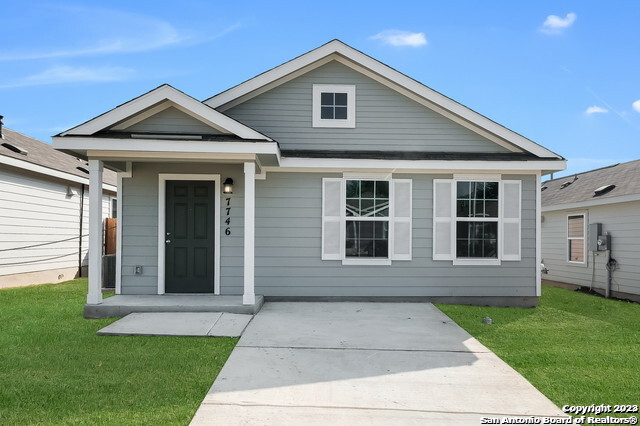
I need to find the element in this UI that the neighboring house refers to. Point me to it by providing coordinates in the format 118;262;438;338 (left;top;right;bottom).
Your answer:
541;160;640;302
52;39;565;313
0;121;117;288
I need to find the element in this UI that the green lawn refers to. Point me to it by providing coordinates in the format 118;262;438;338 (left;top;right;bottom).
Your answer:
0;279;237;425
437;285;640;413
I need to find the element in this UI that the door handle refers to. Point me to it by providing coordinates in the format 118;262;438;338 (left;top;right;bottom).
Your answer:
165;239;171;244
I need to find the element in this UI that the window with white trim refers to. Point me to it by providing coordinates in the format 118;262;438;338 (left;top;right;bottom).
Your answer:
322;177;412;264
345;180;389;258
313;84;355;128
456;181;499;258
433;177;521;264
567;214;585;263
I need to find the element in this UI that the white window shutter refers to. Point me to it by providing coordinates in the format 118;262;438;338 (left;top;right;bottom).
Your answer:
433;179;454;260
391;179;412;260
501;180;521;261
322;178;343;260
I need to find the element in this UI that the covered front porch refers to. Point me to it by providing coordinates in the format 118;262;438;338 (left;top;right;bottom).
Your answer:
51;84;281;317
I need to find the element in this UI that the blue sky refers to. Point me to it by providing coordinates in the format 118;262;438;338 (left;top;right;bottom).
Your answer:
1;1;639;177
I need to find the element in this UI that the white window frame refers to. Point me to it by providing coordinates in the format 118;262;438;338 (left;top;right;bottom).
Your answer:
566;212;587;265
452;176;501;266
342;177;392;266
312;84;356;128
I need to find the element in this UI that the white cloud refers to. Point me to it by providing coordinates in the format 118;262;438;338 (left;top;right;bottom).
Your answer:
632;100;640;113
0;6;241;61
540;12;577;34
585;106;608;115
0;66;134;88
371;30;427;47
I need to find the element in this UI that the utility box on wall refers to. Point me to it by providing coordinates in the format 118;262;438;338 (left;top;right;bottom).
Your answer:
597;234;611;251
589;223;602;252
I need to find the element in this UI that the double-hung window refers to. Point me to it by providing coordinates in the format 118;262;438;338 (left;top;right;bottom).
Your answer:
322;177;412;264
433;176;521;265
312;84;356;128
456;181;499;258
567;214;586;263
345;180;389;258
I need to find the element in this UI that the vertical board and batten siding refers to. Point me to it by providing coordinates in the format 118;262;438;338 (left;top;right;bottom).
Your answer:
246;172;537;298
542;201;640;296
123;106;224;134
0;167;113;279
119;162;244;295
224;61;512;153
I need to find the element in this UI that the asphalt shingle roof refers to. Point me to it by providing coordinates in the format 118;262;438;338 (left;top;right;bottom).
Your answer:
541;159;640;207
1;127;116;187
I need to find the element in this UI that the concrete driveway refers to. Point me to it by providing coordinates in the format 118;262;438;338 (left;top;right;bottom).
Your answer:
190;302;565;425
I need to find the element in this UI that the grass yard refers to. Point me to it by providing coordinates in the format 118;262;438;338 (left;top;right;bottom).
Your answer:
437;285;640;415
0;278;237;425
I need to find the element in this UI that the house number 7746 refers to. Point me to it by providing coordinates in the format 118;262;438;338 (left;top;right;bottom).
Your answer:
225;198;231;235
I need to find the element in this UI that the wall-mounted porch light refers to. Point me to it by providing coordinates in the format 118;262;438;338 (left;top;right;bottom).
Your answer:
223;178;234;194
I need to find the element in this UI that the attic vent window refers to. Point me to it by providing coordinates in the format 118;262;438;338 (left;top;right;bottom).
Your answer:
312;84;356;128
2;142;28;155
594;184;616;196
76;166;89;174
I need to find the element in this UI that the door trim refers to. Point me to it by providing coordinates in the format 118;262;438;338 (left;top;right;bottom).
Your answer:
158;174;221;295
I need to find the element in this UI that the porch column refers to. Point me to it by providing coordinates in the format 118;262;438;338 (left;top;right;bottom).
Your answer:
243;162;256;305
87;160;104;305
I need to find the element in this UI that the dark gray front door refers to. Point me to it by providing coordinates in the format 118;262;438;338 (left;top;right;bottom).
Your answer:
165;180;215;293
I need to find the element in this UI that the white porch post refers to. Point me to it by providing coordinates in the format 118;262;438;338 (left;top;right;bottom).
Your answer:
243;162;256;305
87;160;104;305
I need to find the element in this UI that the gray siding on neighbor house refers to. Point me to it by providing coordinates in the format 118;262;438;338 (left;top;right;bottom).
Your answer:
240;172;537;297
542;201;640;296
123;106;224;134
119;162;244;295
223;61;511;153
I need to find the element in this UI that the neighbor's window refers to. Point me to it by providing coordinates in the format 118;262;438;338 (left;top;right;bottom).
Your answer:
567;214;585;263
312;84;355;128
345;180;389;258
456;181;499;258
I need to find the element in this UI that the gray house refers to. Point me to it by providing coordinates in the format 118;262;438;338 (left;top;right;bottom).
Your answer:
541;160;640;302
53;40;565;317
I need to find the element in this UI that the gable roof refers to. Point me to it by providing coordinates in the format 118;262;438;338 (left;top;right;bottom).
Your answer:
1;127;116;187
542;159;640;210
205;39;563;160
60;84;272;141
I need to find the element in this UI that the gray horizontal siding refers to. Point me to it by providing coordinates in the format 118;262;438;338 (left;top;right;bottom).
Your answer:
119;166;537;297
224;61;511;153
245;172;537;297
542;201;640;296
123;106;223;134
119;162;244;295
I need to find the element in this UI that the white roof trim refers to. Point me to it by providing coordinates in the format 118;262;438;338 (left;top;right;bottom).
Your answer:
271;157;565;172
0;153;117;192
542;193;640;212
53;136;280;157
205;40;561;159
61;84;271;141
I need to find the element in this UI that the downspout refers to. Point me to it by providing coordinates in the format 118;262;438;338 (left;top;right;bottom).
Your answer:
78;184;85;277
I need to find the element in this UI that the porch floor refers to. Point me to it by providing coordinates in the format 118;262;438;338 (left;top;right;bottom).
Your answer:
84;294;264;319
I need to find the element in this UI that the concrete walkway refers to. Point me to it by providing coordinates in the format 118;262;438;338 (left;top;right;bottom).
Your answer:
97;312;253;337
190;302;566;425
